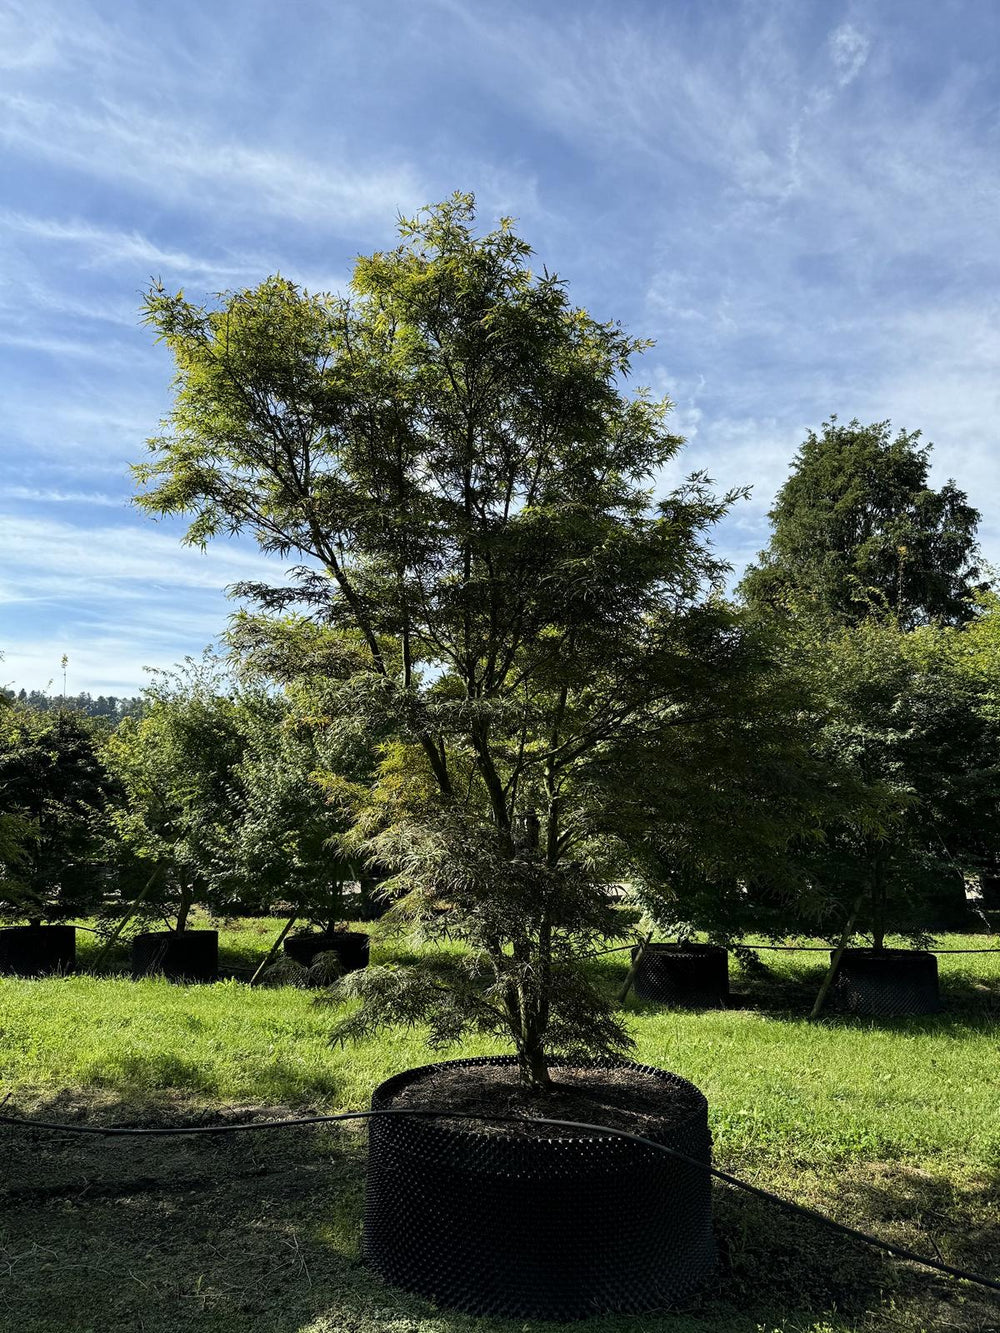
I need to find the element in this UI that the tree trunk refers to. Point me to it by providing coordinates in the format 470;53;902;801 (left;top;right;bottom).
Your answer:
176;883;193;933
517;1034;552;1092
618;931;655;1003
512;956;553;1092
91;866;162;970
979;863;1000;912
871;844;886;953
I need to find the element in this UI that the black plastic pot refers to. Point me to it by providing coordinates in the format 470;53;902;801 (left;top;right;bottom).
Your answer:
631;942;729;1008
356;885;392;921
0;924;76;977
131;930;218;982
832;947;941;1017
363;1055;716;1320
283;929;369;973
978;869;1000;912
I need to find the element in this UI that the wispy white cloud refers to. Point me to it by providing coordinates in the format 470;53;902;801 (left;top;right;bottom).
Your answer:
4;486;127;507
2;279;138;329
0;509;308;693
427;2;810;204
0;0;152;77
1;0;998;686
0;328;153;364
0;91;426;230
432;0;997;263
2;393;171;480
0;0;81;72
0;511;300;626
832;303;1000;543
0;212;272;281
0;22;58;73
0;512;289;606
1;631;225;699
829;23;871;87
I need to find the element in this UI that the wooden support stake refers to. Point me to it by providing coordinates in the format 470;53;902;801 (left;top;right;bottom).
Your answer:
90;867;161;971
809;893;866;1021
249;913;298;987
618;930;654;1004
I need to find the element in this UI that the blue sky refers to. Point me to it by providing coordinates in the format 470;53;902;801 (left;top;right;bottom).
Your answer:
2;0;998;695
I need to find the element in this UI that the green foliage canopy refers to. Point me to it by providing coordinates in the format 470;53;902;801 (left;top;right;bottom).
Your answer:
218;668;378;927
740;418;985;629
103;655;248;931
776;617;999;945
137;195;804;1088
0;708;115;923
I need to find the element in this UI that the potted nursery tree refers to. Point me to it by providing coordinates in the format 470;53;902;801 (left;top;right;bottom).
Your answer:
103;657;247;982
597;634;860;1009
136;195;806;1317
784;618;994;1017
740;422;997;1017
0;708;114;975
220;677;378;983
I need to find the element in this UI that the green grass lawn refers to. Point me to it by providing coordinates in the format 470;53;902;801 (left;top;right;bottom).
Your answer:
1;922;999;1332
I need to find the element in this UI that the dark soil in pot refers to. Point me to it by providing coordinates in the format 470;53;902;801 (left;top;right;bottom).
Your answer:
632;942;729;1008
131;930;218;982
831;948;941;1017
0;924;76;977
363;1055;716;1321
282;929;369;974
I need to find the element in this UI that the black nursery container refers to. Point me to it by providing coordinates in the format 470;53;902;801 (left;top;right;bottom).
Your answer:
0;924;75;977
283;929;370;974
832;948;941;1017
363;1055;716;1321
632;942;730;1008
131;930;218;982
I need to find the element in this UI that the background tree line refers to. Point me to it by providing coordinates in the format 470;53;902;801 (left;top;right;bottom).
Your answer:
1;418;996;972
1;688;144;723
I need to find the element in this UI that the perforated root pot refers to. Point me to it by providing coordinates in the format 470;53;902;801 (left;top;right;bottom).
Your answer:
130;930;218;982
282;929;369;973
363;1056;716;1321
632;942;730;1008
0;924;75;977
832;947;941;1017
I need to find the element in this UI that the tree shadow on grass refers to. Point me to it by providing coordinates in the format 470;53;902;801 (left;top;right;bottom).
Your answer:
0;1088;363;1333
73;1048;345;1106
681;953;1000;1035
710;1160;1000;1332
801;965;1000;1037
2;1091;996;1333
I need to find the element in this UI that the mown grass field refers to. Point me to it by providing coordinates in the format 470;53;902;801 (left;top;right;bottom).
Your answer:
1;920;999;1333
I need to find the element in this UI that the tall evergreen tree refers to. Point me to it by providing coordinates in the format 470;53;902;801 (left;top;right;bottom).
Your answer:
740;418;985;628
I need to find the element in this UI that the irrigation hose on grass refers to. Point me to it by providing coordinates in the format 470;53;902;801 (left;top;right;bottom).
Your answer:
579;940;1000;959
1;1105;997;1298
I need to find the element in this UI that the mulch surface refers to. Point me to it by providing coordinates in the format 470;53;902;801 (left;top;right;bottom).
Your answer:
386;1061;704;1137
